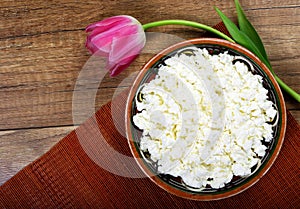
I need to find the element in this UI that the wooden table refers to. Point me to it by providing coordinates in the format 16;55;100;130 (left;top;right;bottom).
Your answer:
0;0;299;185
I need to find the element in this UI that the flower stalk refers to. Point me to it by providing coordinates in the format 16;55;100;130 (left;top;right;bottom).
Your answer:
142;19;235;43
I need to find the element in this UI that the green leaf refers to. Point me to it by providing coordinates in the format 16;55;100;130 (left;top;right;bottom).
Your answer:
215;7;244;43
215;7;273;73
238;30;273;73
235;0;268;60
216;2;300;102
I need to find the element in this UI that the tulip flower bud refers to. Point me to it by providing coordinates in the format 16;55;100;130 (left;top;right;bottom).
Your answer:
85;15;146;76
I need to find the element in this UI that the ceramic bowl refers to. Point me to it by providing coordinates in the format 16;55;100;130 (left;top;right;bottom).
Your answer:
125;38;286;200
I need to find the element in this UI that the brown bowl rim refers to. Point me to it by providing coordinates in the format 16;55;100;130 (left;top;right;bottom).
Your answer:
125;38;287;201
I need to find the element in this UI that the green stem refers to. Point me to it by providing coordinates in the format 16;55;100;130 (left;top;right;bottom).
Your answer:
275;75;300;102
142;20;235;43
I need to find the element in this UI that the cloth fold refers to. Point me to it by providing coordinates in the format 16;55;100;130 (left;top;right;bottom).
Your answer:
0;23;299;208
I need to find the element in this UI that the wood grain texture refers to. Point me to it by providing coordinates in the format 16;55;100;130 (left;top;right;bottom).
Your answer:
0;0;299;185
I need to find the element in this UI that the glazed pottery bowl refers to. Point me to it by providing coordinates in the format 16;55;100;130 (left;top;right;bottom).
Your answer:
125;38;286;200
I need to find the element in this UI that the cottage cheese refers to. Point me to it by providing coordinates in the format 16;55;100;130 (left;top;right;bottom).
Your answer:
132;47;277;189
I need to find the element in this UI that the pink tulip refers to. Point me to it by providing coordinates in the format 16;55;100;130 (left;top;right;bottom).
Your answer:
85;15;146;77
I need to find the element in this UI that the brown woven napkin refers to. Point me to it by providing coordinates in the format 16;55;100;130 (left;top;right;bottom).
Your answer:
1;23;299;209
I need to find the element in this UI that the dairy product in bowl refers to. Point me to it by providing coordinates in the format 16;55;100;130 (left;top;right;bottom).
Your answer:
132;47;277;189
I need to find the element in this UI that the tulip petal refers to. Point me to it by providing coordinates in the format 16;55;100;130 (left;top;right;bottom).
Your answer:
86;24;139;54
107;32;145;76
109;54;139;77
85;15;131;33
109;32;145;63
85;16;137;54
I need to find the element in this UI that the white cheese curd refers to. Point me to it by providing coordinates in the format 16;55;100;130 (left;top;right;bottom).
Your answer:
132;47;277;189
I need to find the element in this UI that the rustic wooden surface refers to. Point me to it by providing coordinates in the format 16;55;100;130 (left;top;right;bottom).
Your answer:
0;0;299;185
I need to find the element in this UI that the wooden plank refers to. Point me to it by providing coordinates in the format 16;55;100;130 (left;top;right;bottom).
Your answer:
0;0;299;38
0;85;131;130
0;126;75;185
